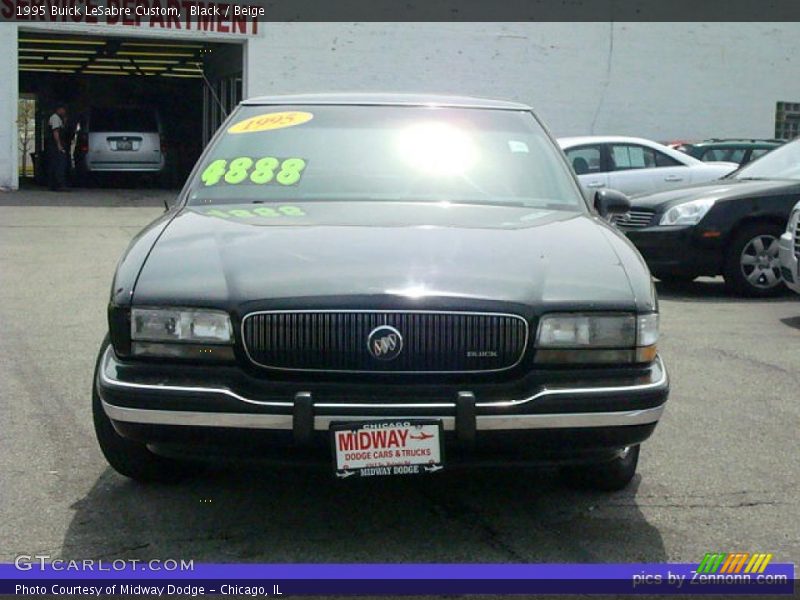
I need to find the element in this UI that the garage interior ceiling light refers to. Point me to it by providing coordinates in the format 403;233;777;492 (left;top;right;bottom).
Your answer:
18;38;106;45
19;64;75;73
94;58;181;64
22;48;98;54
19;67;77;73
117;51;195;57
20;34;211;79
123;42;203;49
21;63;84;69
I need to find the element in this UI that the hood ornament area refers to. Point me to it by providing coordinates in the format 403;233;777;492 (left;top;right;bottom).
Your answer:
367;326;403;361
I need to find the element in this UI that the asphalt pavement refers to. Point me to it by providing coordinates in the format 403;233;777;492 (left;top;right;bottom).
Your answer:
1;187;798;567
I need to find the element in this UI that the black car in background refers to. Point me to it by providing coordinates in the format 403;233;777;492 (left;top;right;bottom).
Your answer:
616;138;800;296
93;94;668;491
677;139;784;166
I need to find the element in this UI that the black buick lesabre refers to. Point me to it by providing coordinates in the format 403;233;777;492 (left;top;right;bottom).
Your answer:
94;94;669;490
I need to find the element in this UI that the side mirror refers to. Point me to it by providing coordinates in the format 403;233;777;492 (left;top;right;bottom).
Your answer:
594;189;630;218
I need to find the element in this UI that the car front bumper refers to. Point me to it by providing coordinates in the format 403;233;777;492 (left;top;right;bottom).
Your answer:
779;231;800;294
97;346;669;464
624;225;722;277
86;163;165;173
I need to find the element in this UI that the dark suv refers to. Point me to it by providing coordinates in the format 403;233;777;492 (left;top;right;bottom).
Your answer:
678;139;784;166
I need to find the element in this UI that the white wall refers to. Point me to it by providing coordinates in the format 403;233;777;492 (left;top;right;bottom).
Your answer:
246;22;800;140
0;25;18;189
3;22;800;189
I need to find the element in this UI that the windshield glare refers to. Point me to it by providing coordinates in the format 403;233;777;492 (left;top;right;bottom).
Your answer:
187;105;584;210
735;139;800;180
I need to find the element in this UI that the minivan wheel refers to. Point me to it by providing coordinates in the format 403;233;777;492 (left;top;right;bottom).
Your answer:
723;223;784;297
93;337;189;483
559;445;640;491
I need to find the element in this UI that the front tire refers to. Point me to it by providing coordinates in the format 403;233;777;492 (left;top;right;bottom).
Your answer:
560;445;640;491
723;223;785;297
93;336;189;483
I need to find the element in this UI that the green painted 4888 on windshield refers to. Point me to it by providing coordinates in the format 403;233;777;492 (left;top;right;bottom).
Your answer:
200;157;307;187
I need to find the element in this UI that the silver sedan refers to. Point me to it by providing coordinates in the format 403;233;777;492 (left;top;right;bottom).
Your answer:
559;135;737;196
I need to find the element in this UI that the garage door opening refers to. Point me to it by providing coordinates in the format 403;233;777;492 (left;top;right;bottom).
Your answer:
18;31;243;189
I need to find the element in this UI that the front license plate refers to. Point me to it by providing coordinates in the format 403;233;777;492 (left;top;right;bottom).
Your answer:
331;420;444;479
116;141;133;151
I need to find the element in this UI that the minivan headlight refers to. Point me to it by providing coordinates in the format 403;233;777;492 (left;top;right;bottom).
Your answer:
535;313;658;364
659;198;715;226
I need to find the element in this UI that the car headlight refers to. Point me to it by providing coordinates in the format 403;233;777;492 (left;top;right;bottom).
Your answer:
535;313;658;364
659;198;716;226
130;307;234;360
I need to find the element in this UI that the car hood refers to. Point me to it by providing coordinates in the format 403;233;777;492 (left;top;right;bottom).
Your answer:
132;202;647;313
629;178;800;210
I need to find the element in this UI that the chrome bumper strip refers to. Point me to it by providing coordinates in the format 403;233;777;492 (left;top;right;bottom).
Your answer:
99;347;667;410
100;347;293;408
102;400;665;431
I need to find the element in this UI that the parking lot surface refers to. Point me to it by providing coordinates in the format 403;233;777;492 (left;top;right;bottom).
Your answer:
1;188;798;565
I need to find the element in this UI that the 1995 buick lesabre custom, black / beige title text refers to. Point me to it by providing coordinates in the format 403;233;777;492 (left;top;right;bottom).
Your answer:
93;94;669;490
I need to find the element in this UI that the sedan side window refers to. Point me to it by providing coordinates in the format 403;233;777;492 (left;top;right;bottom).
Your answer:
727;148;747;164
654;150;682;167
565;145;604;175
610;144;656;170
701;148;724;161
701;147;745;163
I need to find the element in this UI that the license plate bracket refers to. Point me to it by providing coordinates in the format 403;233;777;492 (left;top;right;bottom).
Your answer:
331;420;444;479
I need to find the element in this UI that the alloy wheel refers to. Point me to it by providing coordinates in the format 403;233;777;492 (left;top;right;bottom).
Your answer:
739;234;782;290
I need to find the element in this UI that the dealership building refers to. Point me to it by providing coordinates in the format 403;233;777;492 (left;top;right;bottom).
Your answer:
1;12;799;190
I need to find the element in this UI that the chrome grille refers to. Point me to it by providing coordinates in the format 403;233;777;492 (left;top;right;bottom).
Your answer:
612;209;656;229
241;311;529;373
795;220;800;257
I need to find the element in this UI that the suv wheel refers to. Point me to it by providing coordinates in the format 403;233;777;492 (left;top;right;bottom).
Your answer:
560;445;640;491
93;337;190;483
723;223;784;297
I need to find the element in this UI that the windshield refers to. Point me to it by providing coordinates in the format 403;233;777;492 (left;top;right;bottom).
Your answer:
186;105;584;210
734;138;799;180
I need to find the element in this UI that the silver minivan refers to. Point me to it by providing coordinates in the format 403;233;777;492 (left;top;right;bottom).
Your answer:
75;106;165;176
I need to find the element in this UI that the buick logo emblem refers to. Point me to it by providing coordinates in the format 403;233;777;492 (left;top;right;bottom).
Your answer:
367;326;403;361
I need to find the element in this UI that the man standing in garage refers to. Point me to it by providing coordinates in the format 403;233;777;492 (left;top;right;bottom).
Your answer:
46;103;68;192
